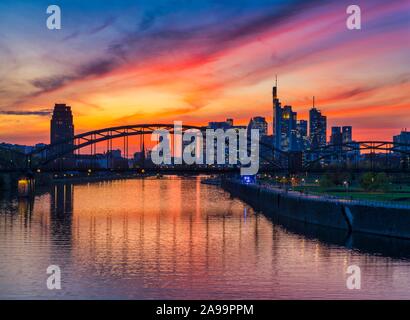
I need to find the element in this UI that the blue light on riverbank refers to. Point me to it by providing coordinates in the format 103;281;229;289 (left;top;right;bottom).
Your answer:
241;175;256;184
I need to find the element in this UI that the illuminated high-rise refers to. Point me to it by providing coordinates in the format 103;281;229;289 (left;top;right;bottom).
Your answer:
272;78;297;151
342;126;353;143
248;116;268;137
296;120;308;151
309;98;327;150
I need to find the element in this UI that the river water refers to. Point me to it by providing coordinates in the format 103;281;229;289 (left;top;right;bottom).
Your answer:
0;176;409;299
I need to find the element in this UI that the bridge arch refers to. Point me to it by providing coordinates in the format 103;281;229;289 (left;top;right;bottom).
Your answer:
303;141;410;169
27;124;286;170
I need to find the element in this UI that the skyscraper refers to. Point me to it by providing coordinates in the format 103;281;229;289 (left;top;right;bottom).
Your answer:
50;103;74;154
296;120;308;138
296;120;308;151
342;126;352;143
272;78;297;151
248;116;268;137
309;98;327;150
330;127;342;145
272;76;281;149
393;130;410;154
282;105;297;151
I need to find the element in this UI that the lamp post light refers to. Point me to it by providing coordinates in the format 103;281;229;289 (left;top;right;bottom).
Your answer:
344;181;349;193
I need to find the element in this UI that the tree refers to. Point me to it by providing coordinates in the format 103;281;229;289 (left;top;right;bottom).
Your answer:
374;172;390;192
360;172;390;192
320;171;350;188
320;175;334;188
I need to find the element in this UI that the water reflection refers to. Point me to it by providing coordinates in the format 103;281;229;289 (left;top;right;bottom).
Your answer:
0;176;409;299
271;215;410;260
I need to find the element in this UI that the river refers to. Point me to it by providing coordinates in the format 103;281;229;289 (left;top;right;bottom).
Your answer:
0;176;409;299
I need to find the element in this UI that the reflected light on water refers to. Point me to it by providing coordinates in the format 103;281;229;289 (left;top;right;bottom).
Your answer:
0;176;409;299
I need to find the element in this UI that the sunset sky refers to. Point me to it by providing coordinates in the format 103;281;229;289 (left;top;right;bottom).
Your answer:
0;0;409;145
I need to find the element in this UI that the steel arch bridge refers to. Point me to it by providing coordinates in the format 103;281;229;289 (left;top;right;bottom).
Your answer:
2;125;409;172
24;124;287;171
303;141;410;169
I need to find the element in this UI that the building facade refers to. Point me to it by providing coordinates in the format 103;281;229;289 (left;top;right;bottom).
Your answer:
330;126;343;146
393;130;410;151
50;104;74;155
393;130;410;168
272;83;297;152
342;126;352;143
309;106;327;150
295;120;308;151
248;116;268;138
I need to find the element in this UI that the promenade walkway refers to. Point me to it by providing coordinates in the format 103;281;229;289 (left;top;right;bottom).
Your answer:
237;180;410;210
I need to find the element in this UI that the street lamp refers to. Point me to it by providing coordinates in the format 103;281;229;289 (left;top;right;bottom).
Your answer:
343;181;349;193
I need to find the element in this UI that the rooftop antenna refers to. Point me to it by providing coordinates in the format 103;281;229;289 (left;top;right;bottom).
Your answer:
313;96;315;108
272;75;278;100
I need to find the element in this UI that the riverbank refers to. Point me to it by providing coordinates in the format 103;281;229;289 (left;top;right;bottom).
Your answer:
50;172;153;184
0;171;158;191
292;185;410;204
222;179;410;239
200;176;221;186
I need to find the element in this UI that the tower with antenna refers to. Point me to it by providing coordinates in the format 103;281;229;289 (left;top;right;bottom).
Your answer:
272;75;281;149
272;76;298;152
272;75;278;100
309;96;327;149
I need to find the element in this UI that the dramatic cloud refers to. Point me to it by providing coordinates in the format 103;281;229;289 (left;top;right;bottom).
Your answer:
63;16;117;41
0;109;52;116
31;75;74;93
0;0;408;144
28;58;119;98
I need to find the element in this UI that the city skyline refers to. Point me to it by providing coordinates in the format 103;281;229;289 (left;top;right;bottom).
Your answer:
0;0;409;145
1;90;408;151
1;0;410;305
